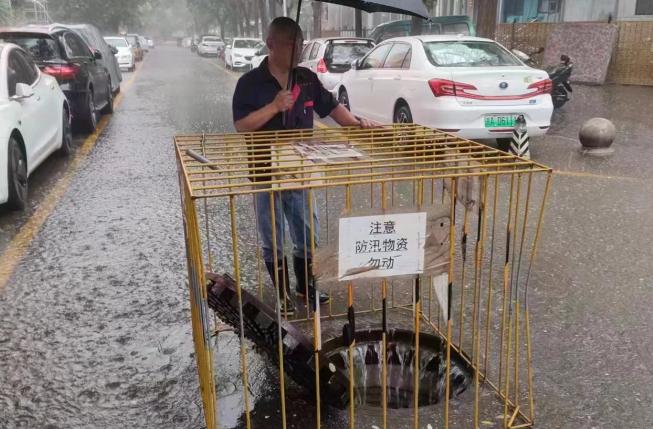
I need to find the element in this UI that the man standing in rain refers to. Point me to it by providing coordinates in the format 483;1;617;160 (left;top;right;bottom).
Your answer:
233;17;376;316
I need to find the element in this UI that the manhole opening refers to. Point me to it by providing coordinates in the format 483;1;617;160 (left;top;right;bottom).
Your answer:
321;329;473;409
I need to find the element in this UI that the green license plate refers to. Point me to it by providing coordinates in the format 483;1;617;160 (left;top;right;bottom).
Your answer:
484;115;517;128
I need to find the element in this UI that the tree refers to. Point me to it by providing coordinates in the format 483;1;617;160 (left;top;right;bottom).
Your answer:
48;0;149;32
0;0;12;25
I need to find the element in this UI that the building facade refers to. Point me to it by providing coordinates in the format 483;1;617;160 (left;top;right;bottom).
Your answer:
499;0;653;23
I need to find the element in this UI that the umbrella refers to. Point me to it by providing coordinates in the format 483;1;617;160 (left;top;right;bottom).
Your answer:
313;0;430;19
284;0;429;123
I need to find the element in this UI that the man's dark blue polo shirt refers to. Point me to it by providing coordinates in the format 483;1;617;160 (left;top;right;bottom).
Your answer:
232;57;338;130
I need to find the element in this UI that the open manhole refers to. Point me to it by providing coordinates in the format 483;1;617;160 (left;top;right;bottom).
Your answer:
320;328;473;409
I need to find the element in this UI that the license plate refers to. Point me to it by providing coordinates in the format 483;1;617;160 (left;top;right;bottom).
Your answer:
484;114;518;128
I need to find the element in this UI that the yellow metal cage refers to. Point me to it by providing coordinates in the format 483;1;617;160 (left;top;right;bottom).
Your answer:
175;124;552;429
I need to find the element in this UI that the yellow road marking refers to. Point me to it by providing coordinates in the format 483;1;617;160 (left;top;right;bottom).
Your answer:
0;64;143;290
553;170;641;182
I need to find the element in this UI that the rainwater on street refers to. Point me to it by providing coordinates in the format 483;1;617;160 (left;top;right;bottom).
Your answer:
2;45;653;429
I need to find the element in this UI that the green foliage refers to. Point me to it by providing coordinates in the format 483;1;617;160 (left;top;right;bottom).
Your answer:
0;0;12;25
48;0;149;32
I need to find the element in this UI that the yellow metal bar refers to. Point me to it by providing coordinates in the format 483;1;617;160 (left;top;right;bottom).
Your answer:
186;153;531;186
269;191;288;429
308;189;322;429
347;282;356;429
191;167;547;199
525;307;535;424
484;174;500;378
228;196;252;429
473;176;489;428
381;280;388;429
180;183;218;429
498;172;516;392
444;177;457;429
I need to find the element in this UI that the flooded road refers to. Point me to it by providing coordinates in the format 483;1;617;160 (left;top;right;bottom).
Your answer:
0;46;237;428
2;43;653;429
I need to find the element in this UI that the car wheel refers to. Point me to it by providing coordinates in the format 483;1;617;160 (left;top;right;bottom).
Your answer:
338;88;350;111
393;103;413;124
6;137;27;210
82;90;97;133
59;108;73;156
102;81;114;114
496;138;511;153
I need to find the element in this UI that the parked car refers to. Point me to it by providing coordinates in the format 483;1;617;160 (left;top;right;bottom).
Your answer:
197;35;223;57
250;44;268;69
139;35;149;53
65;23;122;94
125;34;143;61
299;37;374;91
369;16;476;44
0;25;114;133
0;43;72;210
335;35;553;142
225;38;262;70
104;36;135;72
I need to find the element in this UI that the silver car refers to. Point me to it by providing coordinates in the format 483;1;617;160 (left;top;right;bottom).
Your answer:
299;37;375;91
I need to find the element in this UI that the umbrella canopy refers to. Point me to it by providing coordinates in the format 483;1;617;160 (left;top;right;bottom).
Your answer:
317;0;430;20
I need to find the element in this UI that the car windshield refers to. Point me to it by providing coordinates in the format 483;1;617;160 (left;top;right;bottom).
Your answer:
325;41;374;65
203;37;220;43
126;36;139;46
0;35;61;61
424;41;520;67
234;39;260;49
105;38;128;48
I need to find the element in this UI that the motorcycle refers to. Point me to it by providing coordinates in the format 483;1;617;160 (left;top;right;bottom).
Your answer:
547;55;573;109
513;48;573;109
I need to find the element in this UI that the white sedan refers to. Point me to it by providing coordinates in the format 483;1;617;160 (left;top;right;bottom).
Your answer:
225;38;263;70
104;36;135;72
335;35;553;142
0;43;71;210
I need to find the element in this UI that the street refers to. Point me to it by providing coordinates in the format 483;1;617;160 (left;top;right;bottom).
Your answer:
2;43;653;428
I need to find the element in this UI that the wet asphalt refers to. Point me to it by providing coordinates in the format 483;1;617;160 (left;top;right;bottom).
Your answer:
1;44;653;429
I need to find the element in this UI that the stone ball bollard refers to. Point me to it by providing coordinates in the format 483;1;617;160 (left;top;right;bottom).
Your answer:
579;118;616;156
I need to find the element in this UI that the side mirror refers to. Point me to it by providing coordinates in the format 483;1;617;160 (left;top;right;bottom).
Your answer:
92;49;103;60
110;46;118;55
11;83;34;100
351;58;360;70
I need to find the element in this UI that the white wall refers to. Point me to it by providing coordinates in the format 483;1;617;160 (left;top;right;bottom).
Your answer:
563;0;618;21
563;0;653;21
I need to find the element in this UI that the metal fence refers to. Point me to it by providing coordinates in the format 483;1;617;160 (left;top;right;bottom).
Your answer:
175;124;552;429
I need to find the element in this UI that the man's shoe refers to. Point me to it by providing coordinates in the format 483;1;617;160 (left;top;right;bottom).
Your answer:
293;256;330;305
265;258;296;316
